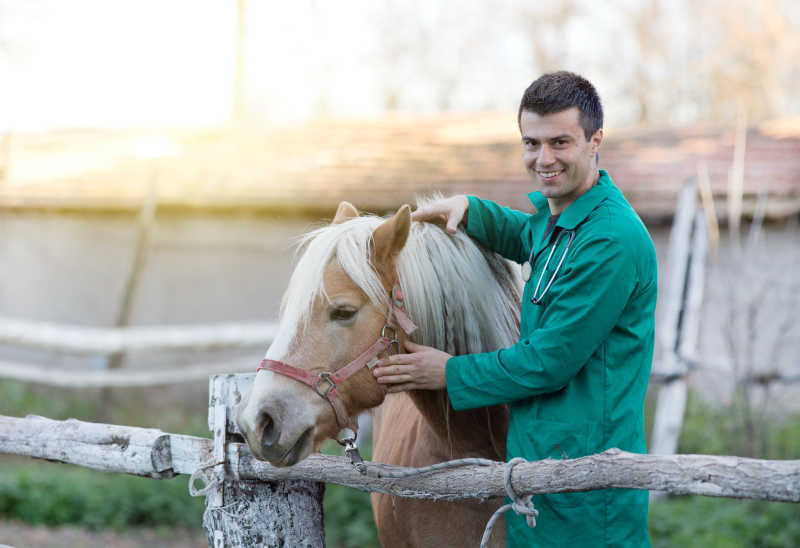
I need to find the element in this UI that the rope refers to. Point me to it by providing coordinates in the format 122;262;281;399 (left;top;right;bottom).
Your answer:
479;458;538;548
188;460;225;497
357;456;537;547
205;500;252;520
360;456;497;478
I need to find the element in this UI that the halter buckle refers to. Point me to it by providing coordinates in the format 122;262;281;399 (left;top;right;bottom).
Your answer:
381;324;397;340
380;325;401;354
314;372;337;398
338;432;366;473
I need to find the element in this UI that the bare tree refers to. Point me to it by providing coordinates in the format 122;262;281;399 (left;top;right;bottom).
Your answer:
232;0;248;128
367;0;799;125
614;0;674;125
688;0;800;123
715;115;800;456
371;0;497;112
505;0;581;75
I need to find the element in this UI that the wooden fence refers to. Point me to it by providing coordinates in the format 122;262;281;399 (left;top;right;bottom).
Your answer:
0;318;276;387
3;372;800;546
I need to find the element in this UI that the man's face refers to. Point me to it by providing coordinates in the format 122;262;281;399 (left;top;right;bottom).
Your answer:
520;107;603;214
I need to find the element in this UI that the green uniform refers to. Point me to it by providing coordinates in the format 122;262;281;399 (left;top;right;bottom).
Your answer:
446;170;657;547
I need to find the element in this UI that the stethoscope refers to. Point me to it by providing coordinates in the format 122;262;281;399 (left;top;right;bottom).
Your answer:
521;228;576;305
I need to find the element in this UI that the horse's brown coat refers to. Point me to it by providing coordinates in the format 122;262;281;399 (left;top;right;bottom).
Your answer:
237;204;514;547
371;391;508;547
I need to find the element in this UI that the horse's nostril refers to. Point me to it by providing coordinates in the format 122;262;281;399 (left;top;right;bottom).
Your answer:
260;412;279;447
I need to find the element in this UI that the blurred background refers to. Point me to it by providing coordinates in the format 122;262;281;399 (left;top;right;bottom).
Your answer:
1;1;799;546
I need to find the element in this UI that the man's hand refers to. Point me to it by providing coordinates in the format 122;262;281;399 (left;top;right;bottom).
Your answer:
411;195;469;234
372;340;451;392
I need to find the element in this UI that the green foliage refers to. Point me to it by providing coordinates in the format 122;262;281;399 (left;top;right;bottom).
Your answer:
650;496;800;548
646;390;800;547
324;484;380;548
320;439;380;548
0;379;211;437
0;460;204;531
677;390;800;459
0;380;97;422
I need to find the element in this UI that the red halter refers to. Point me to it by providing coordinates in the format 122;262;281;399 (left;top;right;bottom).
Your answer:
257;285;417;439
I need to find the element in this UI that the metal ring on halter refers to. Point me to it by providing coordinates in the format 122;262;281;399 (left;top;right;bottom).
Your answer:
336;428;357;446
314;372;337;398
381;325;401;354
381;324;397;340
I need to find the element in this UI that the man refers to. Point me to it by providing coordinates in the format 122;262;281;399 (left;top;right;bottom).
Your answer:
373;71;657;547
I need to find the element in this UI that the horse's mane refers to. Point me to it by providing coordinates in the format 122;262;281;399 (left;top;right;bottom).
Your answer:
280;197;521;356
279;198;521;458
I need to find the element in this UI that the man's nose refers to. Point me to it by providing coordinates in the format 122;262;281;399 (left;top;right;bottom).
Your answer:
537;144;555;166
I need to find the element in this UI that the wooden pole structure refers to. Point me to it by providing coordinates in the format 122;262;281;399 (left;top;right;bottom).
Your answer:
0;357;252;387
0;316;278;354
0;133;10;186
100;170;159;419
3;413;800;504
650;179;708;473
201;374;325;547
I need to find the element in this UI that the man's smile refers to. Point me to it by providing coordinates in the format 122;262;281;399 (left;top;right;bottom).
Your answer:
536;168;564;182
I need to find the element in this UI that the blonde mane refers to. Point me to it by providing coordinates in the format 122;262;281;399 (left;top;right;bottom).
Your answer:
280;199;521;357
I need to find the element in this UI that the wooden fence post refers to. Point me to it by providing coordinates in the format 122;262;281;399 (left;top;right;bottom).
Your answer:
0;133;10;186
650;180;708;464
101;174;159;420
202;374;326;548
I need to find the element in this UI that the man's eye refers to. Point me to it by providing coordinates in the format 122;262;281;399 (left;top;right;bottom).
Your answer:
330;308;357;322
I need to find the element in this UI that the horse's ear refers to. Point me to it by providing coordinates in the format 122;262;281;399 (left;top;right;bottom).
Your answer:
372;204;411;267
332;201;359;224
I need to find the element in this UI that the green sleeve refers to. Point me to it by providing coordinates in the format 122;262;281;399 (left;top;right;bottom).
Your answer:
446;236;638;410
465;196;533;264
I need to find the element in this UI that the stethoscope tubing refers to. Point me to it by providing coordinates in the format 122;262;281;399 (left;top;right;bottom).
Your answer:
530;229;576;305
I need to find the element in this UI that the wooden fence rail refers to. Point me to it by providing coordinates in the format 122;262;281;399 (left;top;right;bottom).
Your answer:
2;414;799;504
0;316;277;354
0;358;253;387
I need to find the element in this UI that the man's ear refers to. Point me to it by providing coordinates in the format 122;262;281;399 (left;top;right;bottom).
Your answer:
332;201;359;224
372;205;411;268
589;128;603;156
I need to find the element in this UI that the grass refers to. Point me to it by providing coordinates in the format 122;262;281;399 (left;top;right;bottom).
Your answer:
320;440;381;548
0;458;203;531
650;497;800;548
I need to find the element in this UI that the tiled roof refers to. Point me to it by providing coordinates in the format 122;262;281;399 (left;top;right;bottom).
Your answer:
2;114;799;220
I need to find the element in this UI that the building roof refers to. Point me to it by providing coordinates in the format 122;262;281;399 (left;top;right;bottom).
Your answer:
2;114;799;220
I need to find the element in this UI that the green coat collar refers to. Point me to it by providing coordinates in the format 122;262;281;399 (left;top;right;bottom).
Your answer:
526;169;613;230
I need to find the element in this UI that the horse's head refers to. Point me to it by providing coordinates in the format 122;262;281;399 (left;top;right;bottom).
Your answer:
237;202;412;466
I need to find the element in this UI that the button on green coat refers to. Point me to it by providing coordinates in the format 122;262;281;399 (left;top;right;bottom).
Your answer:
446;171;657;548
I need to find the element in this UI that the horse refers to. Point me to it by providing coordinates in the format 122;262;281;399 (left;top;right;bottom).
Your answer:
237;200;522;547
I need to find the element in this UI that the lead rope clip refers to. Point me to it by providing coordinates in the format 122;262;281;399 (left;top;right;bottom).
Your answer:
338;433;367;475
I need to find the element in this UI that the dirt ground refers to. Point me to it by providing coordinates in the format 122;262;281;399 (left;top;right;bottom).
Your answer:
0;520;207;548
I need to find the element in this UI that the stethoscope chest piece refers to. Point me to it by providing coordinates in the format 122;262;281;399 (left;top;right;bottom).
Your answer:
521;261;532;282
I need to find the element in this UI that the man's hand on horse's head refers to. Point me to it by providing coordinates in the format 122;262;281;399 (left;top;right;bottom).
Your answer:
411;195;469;234
372;340;450;392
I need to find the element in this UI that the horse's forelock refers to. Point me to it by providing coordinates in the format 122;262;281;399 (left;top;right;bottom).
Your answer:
279;216;389;332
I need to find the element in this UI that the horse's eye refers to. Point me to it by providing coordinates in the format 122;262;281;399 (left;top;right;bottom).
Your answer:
329;307;357;322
